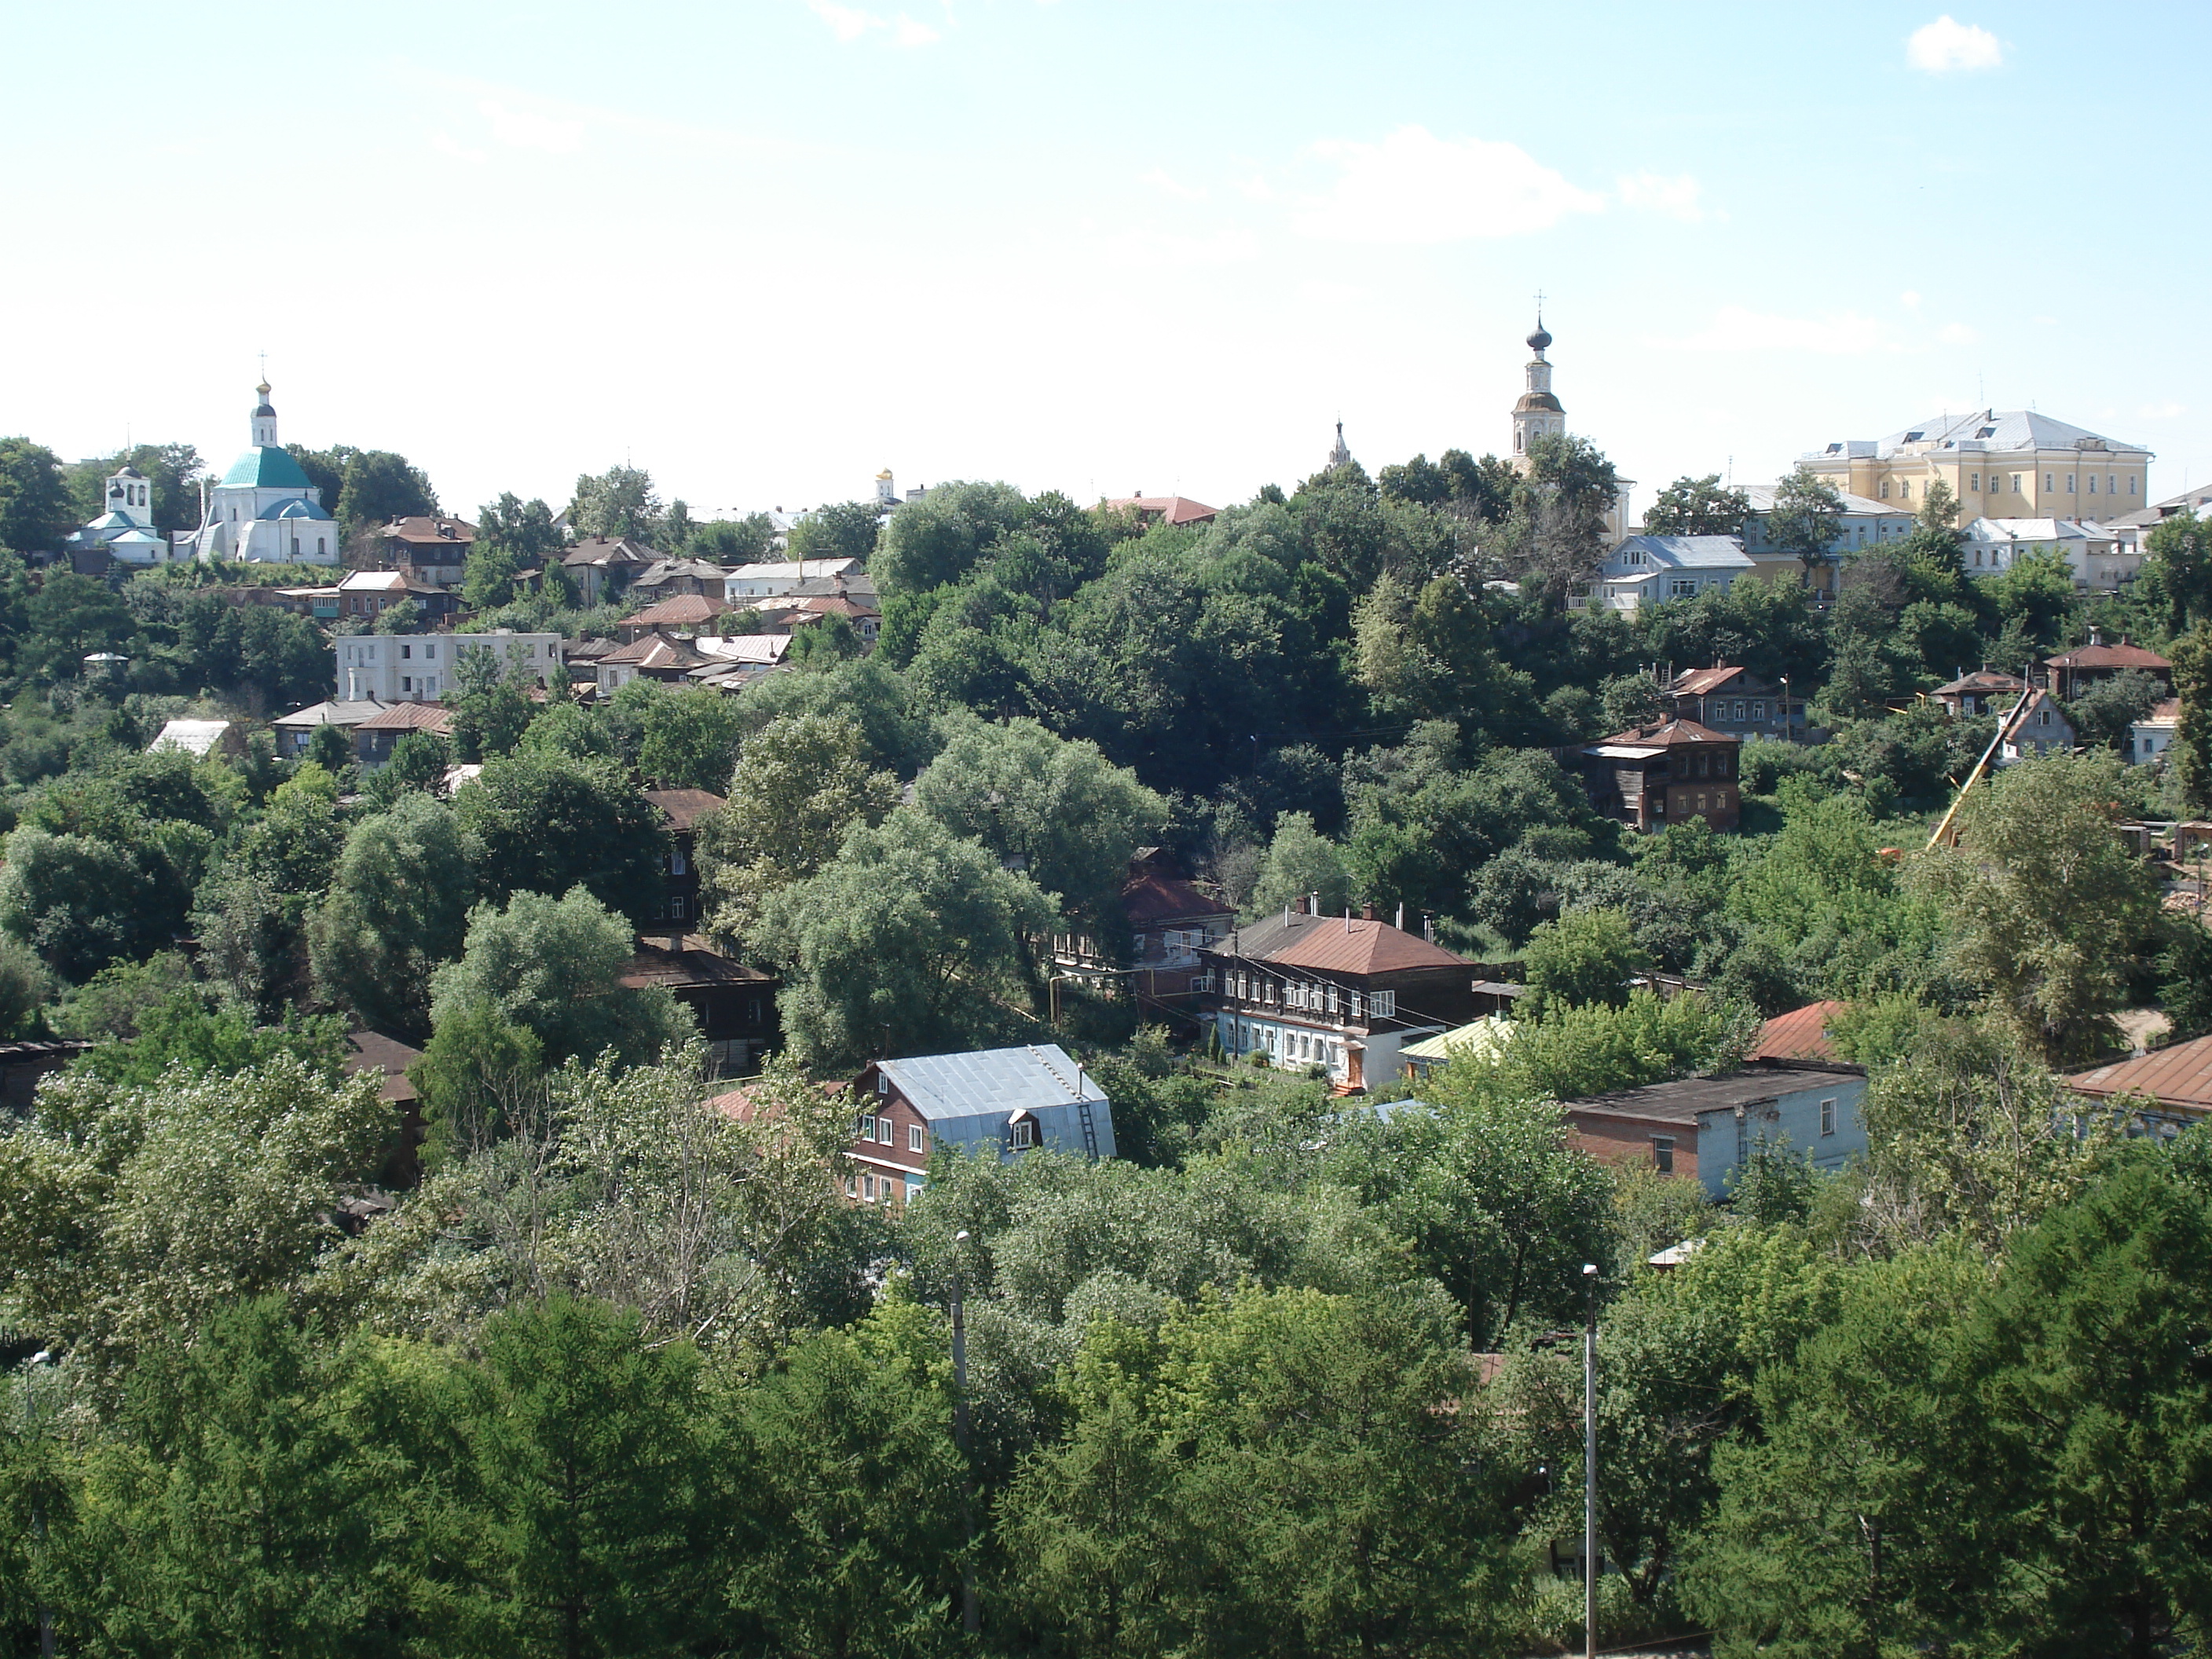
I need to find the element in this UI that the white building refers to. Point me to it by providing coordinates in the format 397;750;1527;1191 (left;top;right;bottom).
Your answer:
722;557;866;600
66;464;174;564
188;381;339;564
2132;698;2180;767
1961;518;2138;591
1574;534;1756;611
337;630;560;703
1737;482;1914;590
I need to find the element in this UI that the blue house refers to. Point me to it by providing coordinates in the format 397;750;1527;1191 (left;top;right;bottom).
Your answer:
1561;1062;1869;1199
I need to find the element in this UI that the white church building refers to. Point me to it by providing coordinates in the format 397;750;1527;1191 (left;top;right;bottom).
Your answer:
65;465;172;564
185;380;340;564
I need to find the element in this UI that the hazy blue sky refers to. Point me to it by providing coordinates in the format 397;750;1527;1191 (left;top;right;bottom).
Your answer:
5;2;2207;522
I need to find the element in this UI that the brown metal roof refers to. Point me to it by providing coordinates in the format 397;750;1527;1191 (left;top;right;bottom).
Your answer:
1566;1066;1855;1126
1211;910;1470;976
562;536;654;566
643;788;726;831
621;936;777;991
2045;640;2172;672
1932;670;2028;695
2068;1032;2212;1115
1668;663;1774;697
602;632;711;668
380;515;477;547
621;593;732;628
1121;870;1232;927
1593;716;1738;749
1104;494;1219;525
356;703;456;733
1751;1000;1846;1063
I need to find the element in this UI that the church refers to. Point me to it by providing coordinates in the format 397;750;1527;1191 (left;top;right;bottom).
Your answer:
186;380;340;564
64;465;170;565
1509;315;1632;544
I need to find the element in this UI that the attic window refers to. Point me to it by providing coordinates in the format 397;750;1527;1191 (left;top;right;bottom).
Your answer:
1012;1118;1036;1150
1976;427;1996;439
1905;430;1925;441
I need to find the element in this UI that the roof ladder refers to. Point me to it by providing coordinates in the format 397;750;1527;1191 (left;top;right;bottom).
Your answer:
1076;1097;1100;1160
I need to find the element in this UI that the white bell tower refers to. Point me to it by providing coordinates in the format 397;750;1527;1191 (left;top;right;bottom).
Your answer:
251;379;279;449
1510;317;1566;467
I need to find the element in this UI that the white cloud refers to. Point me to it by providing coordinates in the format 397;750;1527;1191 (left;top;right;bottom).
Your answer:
1899;289;1923;309
808;0;939;45
1653;305;1891;356
1939;321;1979;344
1141;167;1207;202
1293;126;1603;244
1907;16;2002;73
1617;171;1715;224
478;99;583;154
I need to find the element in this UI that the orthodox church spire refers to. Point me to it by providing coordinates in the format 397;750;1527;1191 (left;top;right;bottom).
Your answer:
1328;419;1352;471
1510;314;1566;463
251;379;279;449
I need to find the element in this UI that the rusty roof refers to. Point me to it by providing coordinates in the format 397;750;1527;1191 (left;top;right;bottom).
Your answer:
1104;494;1220;525
1592;716;1738;749
1932;669;2028;695
1210;910;1470;976
643;787;726;831
2045;639;2172;671
621;936;776;991
602;632;711;668
562;536;655;566
1566;1067;1857;1126
1668;663;1774;697
1121;870;1232;927
380;515;477;546
1751;1000;1847;1064
344;1030;423;1103
2068;1031;2212;1115
356;702;456;733
621;593;732;628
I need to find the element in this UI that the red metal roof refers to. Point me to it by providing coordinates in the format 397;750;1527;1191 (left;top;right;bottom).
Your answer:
2045;640;2172;672
1751;1000;1846;1064
1218;910;1470;975
1121;870;1232;927
2068;1031;2212;1115
356;703;455;732
1104;495;1220;526
621;593;731;628
1594;716;1738;749
602;632;710;668
1668;663;1770;697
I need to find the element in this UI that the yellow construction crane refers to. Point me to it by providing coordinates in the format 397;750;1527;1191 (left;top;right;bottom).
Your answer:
1927;683;2034;850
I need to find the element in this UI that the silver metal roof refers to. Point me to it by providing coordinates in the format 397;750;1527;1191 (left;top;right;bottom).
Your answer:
877;1043;1107;1122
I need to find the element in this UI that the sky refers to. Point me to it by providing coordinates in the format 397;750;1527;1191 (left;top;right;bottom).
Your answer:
5;1;2210;524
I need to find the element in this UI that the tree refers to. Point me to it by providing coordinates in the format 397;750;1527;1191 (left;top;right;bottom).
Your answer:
1519;906;1650;1018
1764;466;1846;590
2143;512;2212;635
633;685;744;791
1248;811;1351;920
757;808;1057;1071
2170;623;2212;812
687;514;778;565
785;499;883;565
873;480;1031;595
310;793;478;1039
17;573;133;680
912;716;1167;936
567;464;662;543
428;886;687;1072
460;1296;719;1657
0;438;75;554
0;824;172;982
357;730;454;814
2067;666;2166;751
334;449;438;533
697;712;899;944
306;720;354;774
64;441;209;537
1643;474;1751;537
1908;751;2162;1061
1352;573;1529;737
1499;434;1621;607
455;752;665;922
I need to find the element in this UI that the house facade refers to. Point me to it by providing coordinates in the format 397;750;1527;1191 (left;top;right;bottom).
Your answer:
1574;535;1754;612
377;516;475;586
842;1045;1118;1208
2042;631;2172;699
723;558;866;601
1996;687;2076;765
1196;905;1481;1090
1579;717;1742;832
1664;663;1795;741
1962;518;2140;591
1562;1064;1870;1198
561;537;654;607
2133;698;2181;766
337;629;559;703
353;701;455;767
273;698;387;758
1930;669;2028;719
621;936;778;1079
1738;482;1912;594
1800;409;2152;526
337;568;459;626
641;788;722;928
1051;851;1236;1020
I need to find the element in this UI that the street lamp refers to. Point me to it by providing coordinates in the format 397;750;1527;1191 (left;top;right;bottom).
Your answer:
951;1232;978;1635
1581;1264;1599;1659
26;1350;53;1659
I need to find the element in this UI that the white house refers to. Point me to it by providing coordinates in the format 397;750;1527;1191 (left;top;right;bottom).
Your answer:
1997;687;2077;766
1961;518;2137;591
188;381;340;564
1574;535;1756;612
1738;483;1914;591
2132;698;2180;767
721;558;865;600
337;629;560;703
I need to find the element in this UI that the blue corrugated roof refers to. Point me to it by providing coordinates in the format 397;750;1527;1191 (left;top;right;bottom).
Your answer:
878;1043;1106;1122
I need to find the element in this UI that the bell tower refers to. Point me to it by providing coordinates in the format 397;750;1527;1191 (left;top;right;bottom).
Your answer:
251;379;279;449
1511;317;1566;466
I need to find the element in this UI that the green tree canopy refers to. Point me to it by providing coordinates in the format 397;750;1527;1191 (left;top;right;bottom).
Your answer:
454;752;665;922
1643;474;1751;537
309;792;478;1039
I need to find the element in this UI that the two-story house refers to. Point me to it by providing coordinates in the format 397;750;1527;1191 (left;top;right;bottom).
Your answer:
1997;687;2076;766
377;515;476;588
1579;718;1742;832
1931;669;2028;719
353;701;456;767
337;568;459;627
1560;1061;1870;1198
641;788;722;927
621;936;778;1079
1197;903;1481;1090
841;1044;1118;1208
617;594;734;641
336;629;561;703
628;558;732;601
1051;851;1236;1023
561;537;656;608
1664;663;1795;741
722;557;866;602
2042;630;2172;699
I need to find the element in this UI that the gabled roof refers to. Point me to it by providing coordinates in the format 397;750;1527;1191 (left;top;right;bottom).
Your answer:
2139;698;2182;727
1210;910;1470;976
1104;495;1220;526
1401;1016;1517;1064
1931;669;2028;696
1608;534;1755;572
1121;870;1232;927
1998;687;2071;742
600;632;710;668
357;703;456;734
632;558;729;585
621;593;733;629
381;515;476;546
695;633;791;665
1964;517;2111;543
344;1030;423;1103
148;718;233;756
1751;1001;1847;1064
339;568;443;595
874;1043;1106;1122
2045;639;2171;672
727;557;864;582
1668;662;1777;698
563;536;655;567
273;698;388;729
621;936;775;991
643;787;726;831
2069;1031;2212;1115
1589;716;1737;751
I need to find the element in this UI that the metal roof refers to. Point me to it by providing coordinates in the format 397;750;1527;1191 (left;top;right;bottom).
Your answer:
877;1043;1107;1122
1750;1001;1846;1064
1208;910;1470;975
1607;534;1755;572
1566;1066;1862;1126
218;445;313;490
2069;1032;2212;1115
1812;408;2151;460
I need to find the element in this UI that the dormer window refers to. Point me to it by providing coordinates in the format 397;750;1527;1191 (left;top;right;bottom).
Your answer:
1011;1116;1037;1150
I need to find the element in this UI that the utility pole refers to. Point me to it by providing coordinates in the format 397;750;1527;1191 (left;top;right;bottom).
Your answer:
952;1232;978;1636
1582;1264;1599;1659
27;1349;53;1659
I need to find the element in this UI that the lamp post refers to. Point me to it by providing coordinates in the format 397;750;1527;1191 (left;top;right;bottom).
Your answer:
951;1231;978;1636
1582;1264;1599;1659
26;1349;53;1659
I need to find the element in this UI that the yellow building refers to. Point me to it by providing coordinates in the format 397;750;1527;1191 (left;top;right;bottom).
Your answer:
1801;410;2152;522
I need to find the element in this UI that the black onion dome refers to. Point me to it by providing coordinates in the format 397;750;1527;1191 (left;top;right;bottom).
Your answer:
1526;320;1552;352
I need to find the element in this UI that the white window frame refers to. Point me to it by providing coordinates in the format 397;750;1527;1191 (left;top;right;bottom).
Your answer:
909;1122;925;1153
1370;990;1396;1020
1819;1097;1837;1137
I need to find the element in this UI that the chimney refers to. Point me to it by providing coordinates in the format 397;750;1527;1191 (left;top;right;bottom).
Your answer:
1309;891;1320;917
1361;901;1376;921
1344;906;1351;934
1394;902;1404;932
2089;624;2104;648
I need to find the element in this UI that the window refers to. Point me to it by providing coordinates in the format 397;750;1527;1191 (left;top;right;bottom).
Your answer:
2012;474;2022;493
1669;578;1696;598
1879;481;1889;499
1820;1097;1838;1137
844;1174;857;1198
1370;990;1396;1019
2039;708;2052;727
671;847;687;876
1697;754;1711;778
2130;476;2137;493
1752;700;1767;721
1325;984;1339;1016
2087;474;2097;494
909;1122;925;1152
1651;1136;1675;1174
669;896;686;920
862;1174;876;1201
1012;1119;1035;1149
1731;700;1745;721
317;537;326;555
1970;472;1980;492
426;644;436;660
2067;474;2075;493
401;643;412;659
859;1112;877;1140
290;537;300;555
1899;479;1911;500
879;1117;895;1145
2045;474;2055;492
1717;753;1731;777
